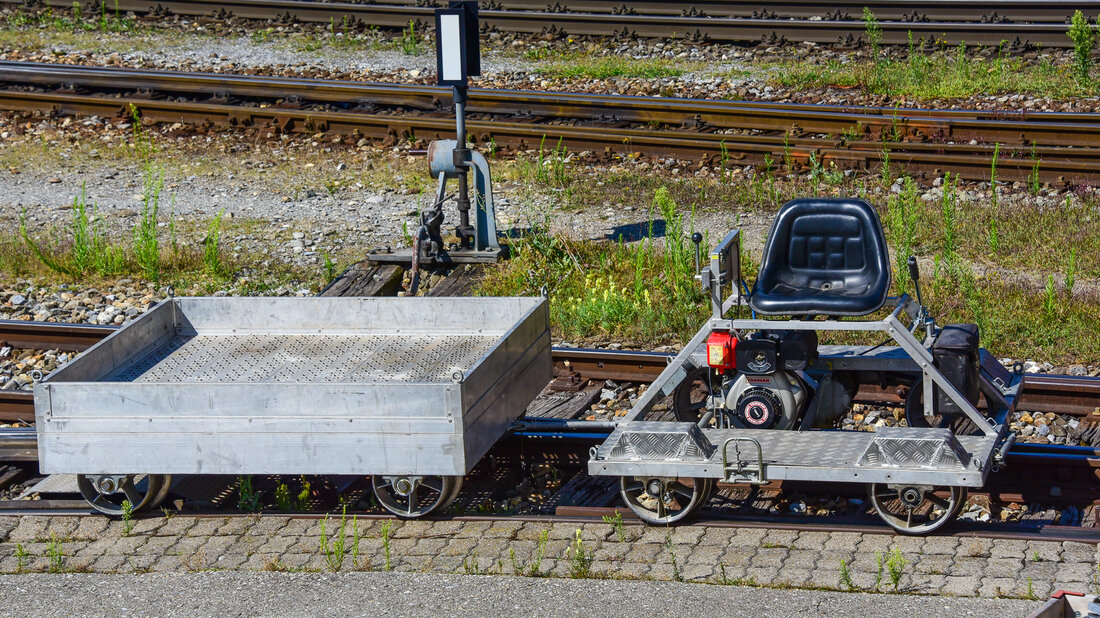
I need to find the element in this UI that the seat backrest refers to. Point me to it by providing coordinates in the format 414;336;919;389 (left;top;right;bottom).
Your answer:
756;198;891;311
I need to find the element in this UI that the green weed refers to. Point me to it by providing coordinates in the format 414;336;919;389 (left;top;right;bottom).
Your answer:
1064;247;1078;296
666;535;683;582
379;520;394;571
202;209;224;276
121;499;135;535
566;529;594;579
14;543;28;573
400;20;420;55
319;505;360;572
602;511;627;543
236;475;261;513
839;558;855;590
863;8;882;60
885;547;908;591
45;536;64;573
132;168;164;282
1069;10;1096;85
509;531;549;577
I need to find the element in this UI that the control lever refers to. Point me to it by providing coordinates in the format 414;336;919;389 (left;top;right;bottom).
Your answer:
907;256;923;307
692;232;703;280
907;256;934;338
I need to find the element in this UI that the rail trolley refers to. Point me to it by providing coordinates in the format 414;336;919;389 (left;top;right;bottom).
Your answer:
34;198;1017;534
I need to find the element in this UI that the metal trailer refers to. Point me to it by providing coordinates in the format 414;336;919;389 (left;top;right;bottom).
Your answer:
588;199;1017;534
34;296;551;517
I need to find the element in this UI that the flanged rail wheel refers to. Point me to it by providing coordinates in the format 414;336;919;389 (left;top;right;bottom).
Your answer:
869;484;966;535
672;367;716;423
371;475;463;518
76;474;169;516
620;476;713;525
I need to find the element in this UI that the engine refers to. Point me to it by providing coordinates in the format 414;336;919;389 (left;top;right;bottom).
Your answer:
706;330;818;430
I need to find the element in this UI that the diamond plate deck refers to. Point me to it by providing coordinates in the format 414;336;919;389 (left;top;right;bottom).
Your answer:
108;333;497;384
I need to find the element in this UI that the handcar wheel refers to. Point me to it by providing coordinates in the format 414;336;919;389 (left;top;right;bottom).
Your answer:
903;379;949;429
868;484;966;535
77;474;167;516
148;475;173;510
371;475;462;518
672;367;716;423
620;476;713;525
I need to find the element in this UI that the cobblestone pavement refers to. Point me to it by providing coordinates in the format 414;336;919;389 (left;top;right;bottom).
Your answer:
0;515;1096;601
0;572;1042;617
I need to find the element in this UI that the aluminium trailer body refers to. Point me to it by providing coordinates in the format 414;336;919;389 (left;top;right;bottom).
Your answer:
34;296;551;515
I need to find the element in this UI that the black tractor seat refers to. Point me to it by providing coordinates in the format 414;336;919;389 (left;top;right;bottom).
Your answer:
749;198;892;317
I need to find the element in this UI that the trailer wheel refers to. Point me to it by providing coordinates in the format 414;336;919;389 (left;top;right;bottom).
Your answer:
619;476;713;525
372;475;463;518
869;484;966;535
76;474;169;516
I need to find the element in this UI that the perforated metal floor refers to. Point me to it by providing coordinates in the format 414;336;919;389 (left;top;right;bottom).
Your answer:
108;333;498;383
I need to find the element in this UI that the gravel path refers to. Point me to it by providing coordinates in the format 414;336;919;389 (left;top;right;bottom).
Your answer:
0;571;1041;617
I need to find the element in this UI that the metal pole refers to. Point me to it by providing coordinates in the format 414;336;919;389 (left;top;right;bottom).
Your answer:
453;84;472;248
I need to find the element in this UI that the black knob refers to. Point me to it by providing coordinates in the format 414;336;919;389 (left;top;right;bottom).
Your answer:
691;232;703;245
907;255;920;283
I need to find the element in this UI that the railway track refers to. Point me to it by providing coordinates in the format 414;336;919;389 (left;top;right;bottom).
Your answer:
2;62;1099;183
0;0;1093;48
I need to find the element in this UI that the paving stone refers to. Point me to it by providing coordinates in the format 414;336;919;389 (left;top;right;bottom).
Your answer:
697;527;735;549
135;535;177;555
125;554;158;572
592;544;628;563
942;575;982;596
984;557;1024;578
1025;541;1063;563
217;516;258;536
978;576;1023;598
921;536;960;555
44;517;79;539
7;516;50;542
186;517;227;537
906;573;947;593
680;562;715;581
397;554;434;572
151;554;183;573
408;537;448;556
957;538;993;558
808;568;843;590
854;534;893;554
713;562;749;583
620;542;662;563
912;553;953;575
989;539;1028;559
744;566;779;586
483;521;524;539
278;553;313;569
128;518;166;536
729;528;767;547
823;531;862;552
244;516;290;537
391;520;432;539
65;555;95;573
1018;560;1064;583
201;535;239;555
750;547;788;568
636;526;675;544
279;519;317;536
607;560;652;580
719;545;756;568
438;536;477;557
456;522;493;539
155;516;197;537
773;567;813;587
103;535;148;555
1062;542;1097;563
668;526;705;545
0;518;19;542
944;556;988;577
1050;562;1098;582
790;531;828;551
760;529;799;548
888;536;925;554
92;554;127;572
212;553;249;569
72;517;110;540
645;562;677;580
169;536;208;556
682;544;723;565
419;520;465;537
286;536;321;553
781;548;819;571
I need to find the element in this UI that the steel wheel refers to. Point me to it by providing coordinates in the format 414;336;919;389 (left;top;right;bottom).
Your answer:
903;379;948;429
76;474;167;516
673;367;716;423
148;475;173;510
371;475;462;518
620;476;713;525
869;484;966;535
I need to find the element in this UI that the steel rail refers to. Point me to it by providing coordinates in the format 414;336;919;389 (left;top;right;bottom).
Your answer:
375;0;1100;23
3;319;1099;420
7;62;1100;149
2;86;1098;183
0;0;1087;47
